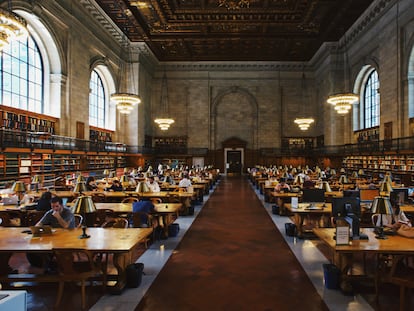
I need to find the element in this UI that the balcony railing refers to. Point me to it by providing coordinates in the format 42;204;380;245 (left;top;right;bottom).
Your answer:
1;128;413;157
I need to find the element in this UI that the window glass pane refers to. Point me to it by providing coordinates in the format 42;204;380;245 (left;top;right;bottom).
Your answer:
0;35;44;112
362;69;380;129
89;69;106;128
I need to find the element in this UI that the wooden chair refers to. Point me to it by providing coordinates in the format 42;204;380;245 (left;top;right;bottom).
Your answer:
26;210;45;226
129;212;157;247
121;196;139;203
95;208;114;226
53;248;103;310
92;192;106;203
0;211;11;227
376;254;414;311
101;217;128;228
74;214;83;228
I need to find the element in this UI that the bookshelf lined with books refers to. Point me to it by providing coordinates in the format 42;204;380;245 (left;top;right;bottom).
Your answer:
0;105;58;134
89;127;113;142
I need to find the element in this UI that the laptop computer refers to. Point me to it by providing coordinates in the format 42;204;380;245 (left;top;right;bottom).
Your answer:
0;196;18;205
30;225;53;237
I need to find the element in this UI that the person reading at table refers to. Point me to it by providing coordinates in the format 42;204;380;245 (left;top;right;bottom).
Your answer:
132;198;160;227
274;178;291;215
373;201;411;230
36;196;75;229
146;176;160;192
105;179;123;192
178;174;192;189
36;191;52;211
86;176;98;191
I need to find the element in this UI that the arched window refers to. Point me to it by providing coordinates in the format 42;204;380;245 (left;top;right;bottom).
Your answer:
361;69;380;129
0;35;43;112
89;69;106;128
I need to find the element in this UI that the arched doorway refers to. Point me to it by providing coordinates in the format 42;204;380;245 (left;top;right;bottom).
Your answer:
223;137;246;175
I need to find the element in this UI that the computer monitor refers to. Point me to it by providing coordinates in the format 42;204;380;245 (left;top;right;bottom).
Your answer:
302;188;325;203
332;197;367;240
343;190;360;198
390;188;409;204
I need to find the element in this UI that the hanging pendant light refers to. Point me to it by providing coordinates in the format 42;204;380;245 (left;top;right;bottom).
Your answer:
154;70;174;131
327;38;359;115
0;3;27;51
110;30;141;115
294;71;314;130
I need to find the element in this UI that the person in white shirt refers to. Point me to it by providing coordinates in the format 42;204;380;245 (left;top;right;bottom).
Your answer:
178;174;192;189
146;176;160;192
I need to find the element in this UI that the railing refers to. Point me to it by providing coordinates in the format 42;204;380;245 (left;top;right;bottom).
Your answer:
1;128;413;156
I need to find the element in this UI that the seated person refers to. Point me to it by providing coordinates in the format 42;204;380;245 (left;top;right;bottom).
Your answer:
178;174;192;189
302;175;315;189
105;179;123;192
373;202;411;230
274;178;291;215
36;191;53;211
85;176;98;191
146;176;160;192
397;224;414;238
132;198;157;227
36;196;75;229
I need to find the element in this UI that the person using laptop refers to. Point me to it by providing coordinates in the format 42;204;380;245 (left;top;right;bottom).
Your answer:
36;196;75;229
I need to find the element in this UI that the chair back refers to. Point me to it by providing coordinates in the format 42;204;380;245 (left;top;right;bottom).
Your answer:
0;211;11;227
130;212;153;228
101;217;128;228
121;196;139;203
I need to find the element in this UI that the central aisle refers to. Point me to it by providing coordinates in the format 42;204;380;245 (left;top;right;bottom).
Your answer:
135;176;328;311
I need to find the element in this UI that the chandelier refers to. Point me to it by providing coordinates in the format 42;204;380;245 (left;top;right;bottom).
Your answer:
218;0;250;10
327;93;359;114
294;118;314;131
0;6;27;51
110;33;141;115
294;72;314;131
154;71;174;131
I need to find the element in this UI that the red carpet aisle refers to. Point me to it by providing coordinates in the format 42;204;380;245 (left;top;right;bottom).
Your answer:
135;176;328;311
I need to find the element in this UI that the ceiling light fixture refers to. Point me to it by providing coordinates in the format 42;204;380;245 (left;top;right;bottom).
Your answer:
0;4;27;51
294;118;315;131
110;28;141;115
218;0;250;10
154;70;174;131
294;71;314;131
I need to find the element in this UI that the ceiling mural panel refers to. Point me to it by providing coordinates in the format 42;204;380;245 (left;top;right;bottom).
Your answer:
95;0;374;61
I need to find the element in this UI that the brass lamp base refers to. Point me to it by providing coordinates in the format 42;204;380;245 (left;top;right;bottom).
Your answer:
78;226;90;239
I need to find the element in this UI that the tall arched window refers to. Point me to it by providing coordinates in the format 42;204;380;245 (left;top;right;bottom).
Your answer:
89;69;106;128
362;69;380;129
0;35;43;112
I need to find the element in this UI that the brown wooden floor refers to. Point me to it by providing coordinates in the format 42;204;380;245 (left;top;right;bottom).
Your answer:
3;175;414;310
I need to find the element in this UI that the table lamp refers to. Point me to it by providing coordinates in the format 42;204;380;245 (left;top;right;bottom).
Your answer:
12;181;26;207
351;171;358;178
371;196;394;239
119;175;129;190
318;181;332;193
135;181;150;193
338;175;348;184
379;181;392;196
108;170;115;179
72;195;97;238
31;175;41;192
73;181;87;195
293;175;303;185
76;174;86;183
358;169;364;176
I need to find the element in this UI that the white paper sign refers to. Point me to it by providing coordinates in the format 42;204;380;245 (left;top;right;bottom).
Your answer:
291;197;298;209
336;226;350;245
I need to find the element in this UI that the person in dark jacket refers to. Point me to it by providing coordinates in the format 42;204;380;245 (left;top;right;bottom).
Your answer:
36;191;52;211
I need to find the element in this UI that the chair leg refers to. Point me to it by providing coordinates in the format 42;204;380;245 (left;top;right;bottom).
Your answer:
81;280;86;310
399;286;406;311
55;281;65;308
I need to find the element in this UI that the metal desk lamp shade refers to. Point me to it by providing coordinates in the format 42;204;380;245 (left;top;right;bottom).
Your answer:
135;181;150;193
11;181;26;206
108;171;115;178
351;171;358;178
318;181;332;193
72;196;97;237
383;175;392;184
293;175;303;185
371;196;394;239
73;182;87;194
103;169;110;176
379;181;393;196
339;175;348;184
119;175;129;189
76;175;86;183
358;169;364;176
330;169;336;176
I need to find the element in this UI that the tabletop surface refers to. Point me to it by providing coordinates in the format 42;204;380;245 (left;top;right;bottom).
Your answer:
0;227;152;252
313;227;414;253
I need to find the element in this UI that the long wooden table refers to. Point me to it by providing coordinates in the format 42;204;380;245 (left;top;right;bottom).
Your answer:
285;202;332;237
0;227;152;292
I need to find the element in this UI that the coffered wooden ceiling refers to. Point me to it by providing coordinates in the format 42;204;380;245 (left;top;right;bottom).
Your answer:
95;0;374;61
